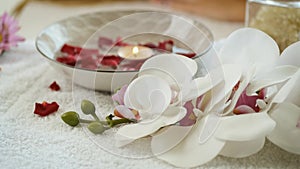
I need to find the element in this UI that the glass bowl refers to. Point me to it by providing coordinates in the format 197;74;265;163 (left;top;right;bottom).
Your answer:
36;10;213;91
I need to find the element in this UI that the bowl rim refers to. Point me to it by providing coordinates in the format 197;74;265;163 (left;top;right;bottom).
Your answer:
35;9;214;73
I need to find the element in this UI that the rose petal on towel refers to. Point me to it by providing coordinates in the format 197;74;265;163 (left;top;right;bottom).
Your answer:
49;81;60;91
34;101;59;117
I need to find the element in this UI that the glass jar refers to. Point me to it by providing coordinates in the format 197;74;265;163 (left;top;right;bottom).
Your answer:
246;0;300;51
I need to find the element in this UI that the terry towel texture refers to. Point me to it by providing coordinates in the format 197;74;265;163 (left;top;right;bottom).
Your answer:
0;41;299;169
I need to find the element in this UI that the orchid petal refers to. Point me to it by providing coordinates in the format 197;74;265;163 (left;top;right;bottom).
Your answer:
139;54;197;86
154;117;225;168
115;106;186;147
111;85;128;105
151;125;193;156
233;105;256;114
215;112;275;141
283;70;300;106
202;64;242;113
199;113;221;144
220;138;265;158
223;66;256;115
181;74;219;102
271;69;300;105
278;41;300;67
114;105;136;120
268;103;300;154
246;65;298;95
124;75;172;119
220;28;279;75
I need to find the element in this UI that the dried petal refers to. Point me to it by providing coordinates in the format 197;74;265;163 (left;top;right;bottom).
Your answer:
49;81;60;91
34;101;59;117
98;36;114;48
56;55;77;66
141;42;157;48
60;44;82;55
158;40;174;52
115;37;130;46
100;55;123;68
175;52;196;58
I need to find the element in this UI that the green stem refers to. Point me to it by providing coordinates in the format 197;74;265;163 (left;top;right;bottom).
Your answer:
79;118;107;125
107;118;133;127
91;113;101;122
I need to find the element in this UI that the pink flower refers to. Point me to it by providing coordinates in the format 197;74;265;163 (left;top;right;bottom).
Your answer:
112;85;128;105
0;12;25;54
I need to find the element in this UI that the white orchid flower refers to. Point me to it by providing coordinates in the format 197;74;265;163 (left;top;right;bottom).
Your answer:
267;41;300;155
151;28;299;167
115;54;218;147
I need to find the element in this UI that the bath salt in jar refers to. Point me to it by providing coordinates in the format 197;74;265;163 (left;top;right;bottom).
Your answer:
246;0;300;52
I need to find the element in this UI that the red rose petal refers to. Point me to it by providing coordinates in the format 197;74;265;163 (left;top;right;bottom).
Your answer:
61;44;82;55
100;55;123;68
176;52;196;58
98;37;114;48
49;81;60;91
34;101;59;117
141;42;157;48
56;56;77;66
158;40;174;52
78;55;98;70
79;49;99;58
115;37;130;47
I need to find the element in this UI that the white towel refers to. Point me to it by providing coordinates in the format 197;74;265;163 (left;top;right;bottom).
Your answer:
0;41;299;169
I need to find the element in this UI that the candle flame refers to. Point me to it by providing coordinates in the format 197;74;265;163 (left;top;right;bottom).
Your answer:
132;46;139;55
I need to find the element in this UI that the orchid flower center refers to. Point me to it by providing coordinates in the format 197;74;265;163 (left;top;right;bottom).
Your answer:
0;34;3;42
233;84;267;115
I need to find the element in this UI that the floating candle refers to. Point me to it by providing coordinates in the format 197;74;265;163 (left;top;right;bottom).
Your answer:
118;46;154;60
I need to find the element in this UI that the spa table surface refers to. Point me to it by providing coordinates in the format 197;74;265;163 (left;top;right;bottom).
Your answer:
0;2;299;169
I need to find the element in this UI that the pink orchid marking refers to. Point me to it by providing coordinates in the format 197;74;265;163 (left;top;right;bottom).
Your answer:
179;96;203;126
112;85;128;105
0;12;25;54
233;86;266;115
112;85;140;120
